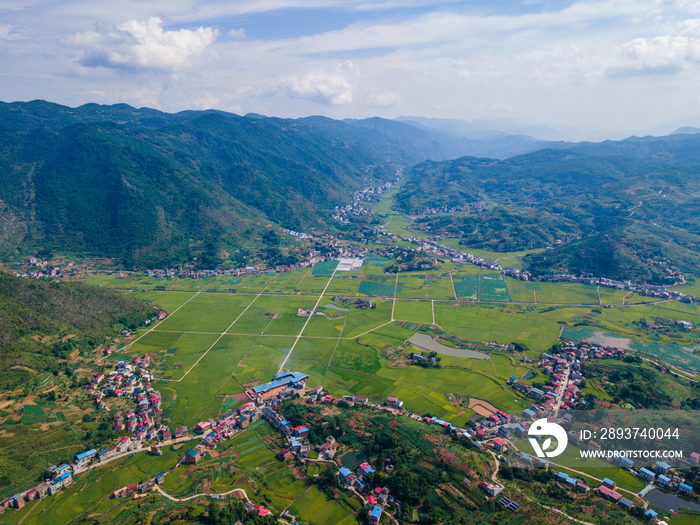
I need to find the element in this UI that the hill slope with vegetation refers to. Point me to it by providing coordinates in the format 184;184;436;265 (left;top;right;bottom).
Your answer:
0;271;156;389
0;101;402;267
401;148;700;282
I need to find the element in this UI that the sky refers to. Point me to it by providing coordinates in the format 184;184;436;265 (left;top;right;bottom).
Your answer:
3;0;700;138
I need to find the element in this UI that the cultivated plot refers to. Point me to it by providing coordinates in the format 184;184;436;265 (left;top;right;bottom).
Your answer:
156;293;256;333
452;274;479;300
435;303;561;351
326;274;367;296
265;268;308;294
257;295;319;336
341;299;393;338
234;336;296;385
330;338;382;375
129;330;184;355
397;274;428;299
301;311;346;338
207;275;247;292
295;274;333;294
311;260;338;276
357;274;399;296
99;275;166;290
289;487;357;525
394;299;433;324
171;277;217;292
426;273;456;300
157;336;253;425
504;278;537;303
160;332;221;381
535;282;600;304
235;273;277;294
130;290;196;313
283;338;338;386
479;273;511;302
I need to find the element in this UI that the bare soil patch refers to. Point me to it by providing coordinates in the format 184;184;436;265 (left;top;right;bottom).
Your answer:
468;398;497;417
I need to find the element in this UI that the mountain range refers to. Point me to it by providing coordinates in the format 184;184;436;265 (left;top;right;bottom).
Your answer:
3;100;700;278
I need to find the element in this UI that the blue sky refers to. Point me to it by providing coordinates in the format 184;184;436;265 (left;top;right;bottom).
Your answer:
2;0;700;137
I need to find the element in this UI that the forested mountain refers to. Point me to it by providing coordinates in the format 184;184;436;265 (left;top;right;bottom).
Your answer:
554;131;700;163
0;101;402;267
401;149;700;282
0;271;157;389
346;117;548;160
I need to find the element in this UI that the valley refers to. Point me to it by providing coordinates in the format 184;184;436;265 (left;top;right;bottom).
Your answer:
3;103;700;525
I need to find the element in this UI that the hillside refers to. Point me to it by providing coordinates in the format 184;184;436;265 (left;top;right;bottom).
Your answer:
0;271;157;389
401;149;700;282
0;102;400;267
346;117;548;160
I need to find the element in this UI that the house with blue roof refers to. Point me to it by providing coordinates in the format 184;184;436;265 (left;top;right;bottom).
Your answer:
618;497;634;510
338;467;352;479
75;449;97;467
638;484;654;499
645;509;658;520
251;371;309;395
655;461;671;474
369;506;383;524
639;468;655;482
679;482;693;495
522;408;537;419
48;472;72;495
184;449;201;465
619;456;634;469
657;474;671;487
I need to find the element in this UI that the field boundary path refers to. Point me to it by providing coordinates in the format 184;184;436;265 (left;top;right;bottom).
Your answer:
449;271;458;300
155;485;252;503
101;280;216;362
160;276;277;382
278;265;339;372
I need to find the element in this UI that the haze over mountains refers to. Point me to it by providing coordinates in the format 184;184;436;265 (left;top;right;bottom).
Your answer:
3;99;700;279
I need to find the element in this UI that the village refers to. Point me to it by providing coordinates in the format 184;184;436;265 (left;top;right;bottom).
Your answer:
2;348;700;525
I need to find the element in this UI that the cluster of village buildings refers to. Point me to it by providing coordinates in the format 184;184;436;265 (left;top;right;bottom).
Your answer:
332;181;394;224
404;199;489;216
508;345;586;413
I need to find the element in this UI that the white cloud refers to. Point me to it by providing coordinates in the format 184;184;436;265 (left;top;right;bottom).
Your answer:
70;17;218;72
363;89;400;108
0;23;22;40
227;28;246;39
271;62;358;105
611;19;700;75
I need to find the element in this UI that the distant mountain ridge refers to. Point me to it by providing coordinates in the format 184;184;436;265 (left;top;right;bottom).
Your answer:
0;101;400;267
5;100;700;273
400;147;700;282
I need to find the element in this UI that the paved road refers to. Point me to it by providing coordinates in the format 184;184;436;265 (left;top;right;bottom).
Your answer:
552;363;571;417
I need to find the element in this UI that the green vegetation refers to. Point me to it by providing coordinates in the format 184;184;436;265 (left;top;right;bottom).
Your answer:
398;149;700;282
0;271;156;389
0;101;397;268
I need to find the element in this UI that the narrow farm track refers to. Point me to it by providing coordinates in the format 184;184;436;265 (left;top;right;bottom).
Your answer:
160;276;278;383
278;266;339;372
103;280;217;361
155;485;253;502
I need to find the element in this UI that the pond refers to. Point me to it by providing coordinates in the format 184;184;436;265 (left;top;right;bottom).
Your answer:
408;333;490;360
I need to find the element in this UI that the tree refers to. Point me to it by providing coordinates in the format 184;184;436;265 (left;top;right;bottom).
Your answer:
208;500;220;524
